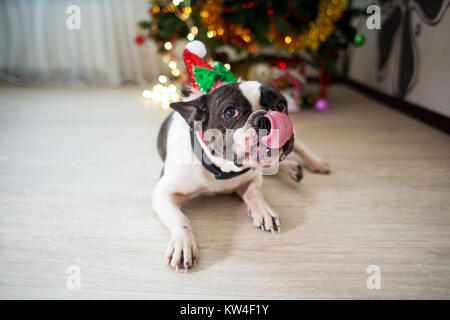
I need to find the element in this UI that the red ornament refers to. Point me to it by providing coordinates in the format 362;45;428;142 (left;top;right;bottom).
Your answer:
267;9;274;15
279;61;286;69
135;34;144;45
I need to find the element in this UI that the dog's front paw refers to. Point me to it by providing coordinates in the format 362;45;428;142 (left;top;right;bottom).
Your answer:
280;160;303;182
166;230;198;272
247;204;281;233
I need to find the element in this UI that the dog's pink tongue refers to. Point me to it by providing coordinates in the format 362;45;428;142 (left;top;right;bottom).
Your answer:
260;111;293;149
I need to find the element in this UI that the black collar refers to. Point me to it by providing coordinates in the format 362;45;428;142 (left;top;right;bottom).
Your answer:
190;128;251;180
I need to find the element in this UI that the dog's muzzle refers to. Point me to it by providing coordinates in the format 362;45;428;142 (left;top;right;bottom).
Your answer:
233;110;294;166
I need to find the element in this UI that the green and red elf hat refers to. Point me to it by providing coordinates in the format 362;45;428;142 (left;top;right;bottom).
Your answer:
183;41;237;93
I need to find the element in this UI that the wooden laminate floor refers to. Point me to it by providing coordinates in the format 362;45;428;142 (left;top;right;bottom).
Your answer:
0;84;449;299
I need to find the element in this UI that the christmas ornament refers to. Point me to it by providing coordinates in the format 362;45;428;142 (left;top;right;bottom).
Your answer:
315;98;328;111
135;34;144;45
353;33;365;46
248;63;271;82
305;95;315;107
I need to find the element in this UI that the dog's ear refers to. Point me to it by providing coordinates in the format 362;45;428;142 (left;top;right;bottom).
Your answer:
170;95;208;128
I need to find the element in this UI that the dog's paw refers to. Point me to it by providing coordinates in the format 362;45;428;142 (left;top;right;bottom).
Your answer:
281;160;303;182
247;204;281;233
166;231;198;272
291;164;303;182
305;154;330;174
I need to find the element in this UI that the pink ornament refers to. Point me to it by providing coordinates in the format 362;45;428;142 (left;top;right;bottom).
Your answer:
315;97;328;111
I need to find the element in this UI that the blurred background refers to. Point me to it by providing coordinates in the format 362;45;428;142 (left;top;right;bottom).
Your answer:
0;0;163;85
0;0;448;119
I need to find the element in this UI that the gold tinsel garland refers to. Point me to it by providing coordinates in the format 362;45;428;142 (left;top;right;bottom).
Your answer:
200;0;347;52
200;0;256;51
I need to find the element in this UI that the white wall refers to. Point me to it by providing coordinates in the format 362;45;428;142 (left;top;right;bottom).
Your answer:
348;0;450;117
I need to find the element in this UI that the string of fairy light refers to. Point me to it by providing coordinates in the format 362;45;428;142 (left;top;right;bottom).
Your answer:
139;0;197;109
142;81;179;110
139;0;234;108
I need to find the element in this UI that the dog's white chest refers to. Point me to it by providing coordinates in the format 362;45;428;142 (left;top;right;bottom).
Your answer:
162;112;259;196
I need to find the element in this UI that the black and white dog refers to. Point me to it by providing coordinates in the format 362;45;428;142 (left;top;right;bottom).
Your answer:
152;80;330;272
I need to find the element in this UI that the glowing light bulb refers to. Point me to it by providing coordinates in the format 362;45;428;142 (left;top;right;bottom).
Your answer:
152;92;161;102
224;63;231;70
142;90;151;99
190;26;198;35
187;33;195;41
171;68;180;76
207;31;214;38
168;84;177;92
164;42;172;50
171;93;179;101
168;61;177;69
284;36;292;44
158;75;167;84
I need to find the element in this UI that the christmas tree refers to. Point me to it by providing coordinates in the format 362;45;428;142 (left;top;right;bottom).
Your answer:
138;0;362;71
136;0;363;110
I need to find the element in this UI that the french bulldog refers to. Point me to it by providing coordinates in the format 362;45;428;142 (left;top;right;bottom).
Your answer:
152;81;329;272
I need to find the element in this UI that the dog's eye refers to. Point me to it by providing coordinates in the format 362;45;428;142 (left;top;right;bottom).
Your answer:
223;107;239;119
275;101;286;112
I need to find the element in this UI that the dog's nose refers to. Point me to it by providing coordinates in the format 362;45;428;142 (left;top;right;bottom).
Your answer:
252;114;271;134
